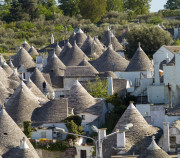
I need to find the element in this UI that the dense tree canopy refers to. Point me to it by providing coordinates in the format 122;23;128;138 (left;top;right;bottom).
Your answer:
164;0;180;10
79;0;106;23
106;0;124;12
126;25;173;58
58;0;80;16
124;0;151;15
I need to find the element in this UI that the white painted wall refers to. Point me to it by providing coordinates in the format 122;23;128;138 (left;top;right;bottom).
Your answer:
115;71;153;87
78;113;98;124
153;46;174;64
136;104;151;117
32;129;52;140
147;85;167;104
75;145;94;158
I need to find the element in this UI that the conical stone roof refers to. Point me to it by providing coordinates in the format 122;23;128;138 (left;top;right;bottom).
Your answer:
9;69;20;82
67;80;97;113
2;62;13;77
30;68;54;93
22;40;30;51
94;37;105;51
28;45;39;56
12;47;36;69
69;31;76;45
81;35;103;58
61;42;89;66
0;67;9;88
43;52;66;76
126;45;153;72
79;58;99;74
138;137;170;158
0;107;39;157
0;81;11;102
101;27;111;47
55;42;62;56
92;46;129;72
99;71;118;78
5;81;40;125
8;59;14;68
103;102;160;158
111;33;124;52
31;98;68;124
74;28;87;47
26;78;49;103
59;40;72;60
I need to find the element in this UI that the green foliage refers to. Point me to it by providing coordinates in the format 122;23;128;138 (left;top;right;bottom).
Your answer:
79;0;107;23
64;115;82;126
147;16;163;24
31;140;69;152
164;0;180;10
86;76;108;98
126;24;173;58
174;38;180;46
65;120;84;140
58;0;80;16
106;0;124;12
124;0;151;15
23;121;33;138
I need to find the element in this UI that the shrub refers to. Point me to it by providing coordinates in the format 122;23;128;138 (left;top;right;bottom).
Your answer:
64;115;82;126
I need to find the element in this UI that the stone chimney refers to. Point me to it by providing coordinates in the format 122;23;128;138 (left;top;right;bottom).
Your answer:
162;122;170;152
166;53;170;64
154;60;160;86
99;128;106;140
117;132;126;148
51;34;54;44
108;77;113;95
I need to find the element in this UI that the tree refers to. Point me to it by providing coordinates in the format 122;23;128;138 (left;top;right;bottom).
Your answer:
174;38;180;46
65;120;84;140
58;0;80;16
124;0;151;15
79;0;107;23
85;76;108;98
164;0;180;10
106;0;124;12
126;25;173;58
64;115;82;126
23;121;33;138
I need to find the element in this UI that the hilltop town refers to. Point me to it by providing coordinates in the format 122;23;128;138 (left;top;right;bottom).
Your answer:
1;0;180;158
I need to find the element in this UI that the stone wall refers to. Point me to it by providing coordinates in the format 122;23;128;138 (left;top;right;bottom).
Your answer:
36;149;74;158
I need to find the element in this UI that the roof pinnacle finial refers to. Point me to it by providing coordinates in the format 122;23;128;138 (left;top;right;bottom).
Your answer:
138;42;141;48
152;136;155;141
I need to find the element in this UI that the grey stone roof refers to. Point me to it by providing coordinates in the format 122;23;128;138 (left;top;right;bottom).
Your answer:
58;40;72;60
111;33;124;52
55;43;62;56
2;63;13;77
31;98;68;124
0;54;6;65
66;80;104;115
12;47;36;69
0;108;39;157
65;66;98;77
69;31;76;45
164;45;180;54
94;37;105;51
81;35;103;58
8;59;14;68
103;102;160;158
43;52;66;76
30;68;54;93
92;46;129;72
0;81;11;102
101;29;111;47
99;71;118;78
74;28;87;47
9;69;20;82
3;147;40;158
126;45;153;72
61;42;89;66
26;78;49;103
78;58;99;74
138;137;170;158
22;40;30;51
5;81;40;125
28;46;39;56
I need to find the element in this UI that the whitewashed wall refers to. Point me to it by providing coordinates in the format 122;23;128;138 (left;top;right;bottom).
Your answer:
32;129;52;140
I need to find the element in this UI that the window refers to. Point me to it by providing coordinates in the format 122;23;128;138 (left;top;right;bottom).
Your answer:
81;115;85;120
170;136;176;145
41;132;46;138
60;95;64;98
80;150;86;158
